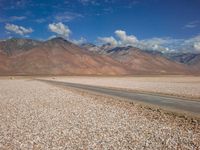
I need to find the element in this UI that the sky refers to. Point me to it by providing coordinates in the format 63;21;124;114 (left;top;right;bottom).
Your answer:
0;0;200;52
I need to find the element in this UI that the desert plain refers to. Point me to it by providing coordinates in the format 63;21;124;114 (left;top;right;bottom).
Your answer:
0;76;200;149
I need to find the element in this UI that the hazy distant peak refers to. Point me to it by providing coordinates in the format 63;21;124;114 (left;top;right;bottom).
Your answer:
0;38;41;55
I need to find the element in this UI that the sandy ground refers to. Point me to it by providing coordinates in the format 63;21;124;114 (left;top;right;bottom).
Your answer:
0;79;199;149
42;76;200;100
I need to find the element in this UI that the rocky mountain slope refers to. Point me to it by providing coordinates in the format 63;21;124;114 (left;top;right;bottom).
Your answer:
0;37;195;75
163;53;200;69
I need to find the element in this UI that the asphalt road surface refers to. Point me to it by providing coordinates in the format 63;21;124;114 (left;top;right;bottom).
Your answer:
38;79;200;116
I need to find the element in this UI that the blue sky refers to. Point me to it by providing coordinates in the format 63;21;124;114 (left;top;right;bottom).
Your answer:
0;0;200;52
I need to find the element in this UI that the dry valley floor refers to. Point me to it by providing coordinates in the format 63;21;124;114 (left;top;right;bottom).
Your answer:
0;79;199;149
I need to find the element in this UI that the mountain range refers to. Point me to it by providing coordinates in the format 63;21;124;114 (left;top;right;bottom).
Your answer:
82;43;200;74
0;37;199;75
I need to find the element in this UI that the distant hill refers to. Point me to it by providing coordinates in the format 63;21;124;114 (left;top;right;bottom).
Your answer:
163;53;200;67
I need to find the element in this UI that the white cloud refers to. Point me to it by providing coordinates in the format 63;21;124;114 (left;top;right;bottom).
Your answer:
3;0;30;10
0;16;26;22
184;21;199;29
79;0;99;5
35;18;46;23
115;30;138;46
48;22;71;38
141;38;168;45
181;35;200;52
194;42;200;50
72;37;87;45
141;36;200;53
139;38;171;51
5;23;33;35
55;12;83;22
10;16;26;21
98;36;118;46
98;30;139;47
79;0;90;4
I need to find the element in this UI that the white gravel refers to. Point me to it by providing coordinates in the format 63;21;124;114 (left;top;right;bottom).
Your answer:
0;79;199;149
44;76;200;99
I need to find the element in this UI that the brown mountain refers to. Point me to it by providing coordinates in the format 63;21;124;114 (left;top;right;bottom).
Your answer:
0;37;193;75
0;37;130;75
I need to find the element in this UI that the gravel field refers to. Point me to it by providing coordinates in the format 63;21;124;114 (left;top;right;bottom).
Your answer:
43;76;200;99
0;79;200;149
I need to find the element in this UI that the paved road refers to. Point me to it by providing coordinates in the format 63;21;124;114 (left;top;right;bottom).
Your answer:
38;79;200;116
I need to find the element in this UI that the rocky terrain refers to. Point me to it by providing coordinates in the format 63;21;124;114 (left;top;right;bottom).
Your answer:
0;79;199;149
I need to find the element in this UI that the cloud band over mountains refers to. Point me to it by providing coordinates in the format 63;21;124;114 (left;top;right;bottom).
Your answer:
3;22;200;53
99;30;200;53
